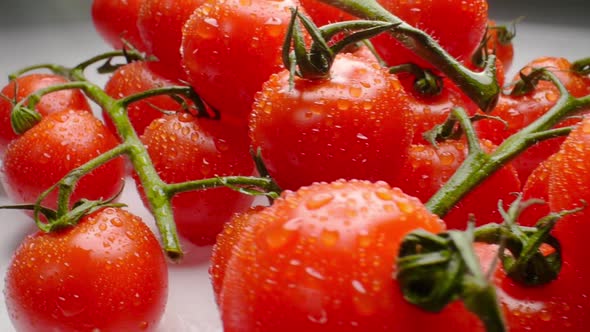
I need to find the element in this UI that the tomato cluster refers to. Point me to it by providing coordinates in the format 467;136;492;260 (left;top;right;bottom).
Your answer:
0;0;589;331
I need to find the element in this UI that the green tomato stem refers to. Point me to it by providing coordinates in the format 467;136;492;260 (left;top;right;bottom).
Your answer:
165;176;280;197
426;71;590;218
317;0;500;112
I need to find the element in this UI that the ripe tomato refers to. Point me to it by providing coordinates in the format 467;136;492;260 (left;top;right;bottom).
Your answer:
1;110;125;211
371;0;488;67
476;56;589;183
398;140;521;229
216;179;446;331
136;113;255;246
137;0;205;79
484;20;515;73
4;207;168;331
519;154;556;226
102;61;187;136
181;0;299;125
209;206;265;304
398;76;478;144
249;53;413;190
0;74;91;153
91;0;147;50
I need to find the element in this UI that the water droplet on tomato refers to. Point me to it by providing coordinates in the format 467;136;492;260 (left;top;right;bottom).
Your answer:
306;193;334;210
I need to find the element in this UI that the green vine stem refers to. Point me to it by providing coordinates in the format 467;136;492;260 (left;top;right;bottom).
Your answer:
317;0;500;112
426;70;590;218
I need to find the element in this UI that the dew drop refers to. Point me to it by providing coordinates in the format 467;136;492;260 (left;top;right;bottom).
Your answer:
306;193;334;210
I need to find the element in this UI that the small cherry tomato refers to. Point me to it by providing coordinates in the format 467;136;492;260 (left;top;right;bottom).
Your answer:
249;53;414;190
91;0;147;50
0;74;91;153
4;207;168;332
1;109;125;211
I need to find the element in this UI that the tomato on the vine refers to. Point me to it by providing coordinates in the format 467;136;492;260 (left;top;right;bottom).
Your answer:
0;74;91;153
249;53;414;190
398;139;521;229
136;113;255;246
91;0;147;51
1;109;125;211
476;56;589;183
137;0;205;79
371;0;489;67
4;207;168;332
102;61;187;136
181;0;300;125
216;179;446;331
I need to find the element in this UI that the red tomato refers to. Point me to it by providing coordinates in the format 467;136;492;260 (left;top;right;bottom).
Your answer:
91;0;147;50
1;110;125;211
249;53;413;190
398;140;521;229
102;61;187;136
181;0;300;125
136;113;255;246
0;74;91;153
485;20;515;73
519;154;556;226
398;76;478;144
209;206;265;304
4;207;168;332
137;0;205;79
371;0;488;67
216;179;446;331
476;57;589;183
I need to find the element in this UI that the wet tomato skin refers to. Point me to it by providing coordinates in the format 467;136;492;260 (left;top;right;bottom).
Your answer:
4;207;168;332
249;53;413;190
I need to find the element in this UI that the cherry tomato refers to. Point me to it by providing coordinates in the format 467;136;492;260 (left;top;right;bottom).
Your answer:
520;154;556;226
476;57;589;182
136;113;255;246
371;0;488;67
398;140;521;229
137;0;205;79
4;207;168;332
0;74;91;153
216;179;446;331
484;20;515;73
91;0;147;50
1;109;125;211
181;0;300;125
102;61;186;136
249;53;413;190
209;206;265;304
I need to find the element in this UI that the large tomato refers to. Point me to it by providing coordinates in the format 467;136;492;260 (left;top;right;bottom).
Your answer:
249;53;413;190
4;207;168;331
216;179;446;331
91;0;147;50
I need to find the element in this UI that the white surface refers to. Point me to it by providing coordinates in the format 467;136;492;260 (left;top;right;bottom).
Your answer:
0;12;589;332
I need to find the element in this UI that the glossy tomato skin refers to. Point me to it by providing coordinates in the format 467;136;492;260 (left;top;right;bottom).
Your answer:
477;57;589;183
299;0;354;26
4;207;168;332
0;74;91;153
181;0;299;125
1;110;125;210
250;53;413;191
138;0;205;79
136;113;254;246
217;179;446;331
485;20;515;73
398;140;520;229
91;0;147;50
371;0;488;67
103;61;186;136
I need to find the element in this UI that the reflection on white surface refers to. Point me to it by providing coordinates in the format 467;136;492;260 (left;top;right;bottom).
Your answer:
0;8;589;332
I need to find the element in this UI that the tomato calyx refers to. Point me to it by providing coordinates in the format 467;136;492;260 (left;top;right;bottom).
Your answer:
283;7;395;81
472;20;518;70
397;224;507;332
390;63;443;97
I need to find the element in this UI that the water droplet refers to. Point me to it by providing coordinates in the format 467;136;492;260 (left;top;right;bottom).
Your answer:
306;193;334;210
320;229;340;247
305;267;325;280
